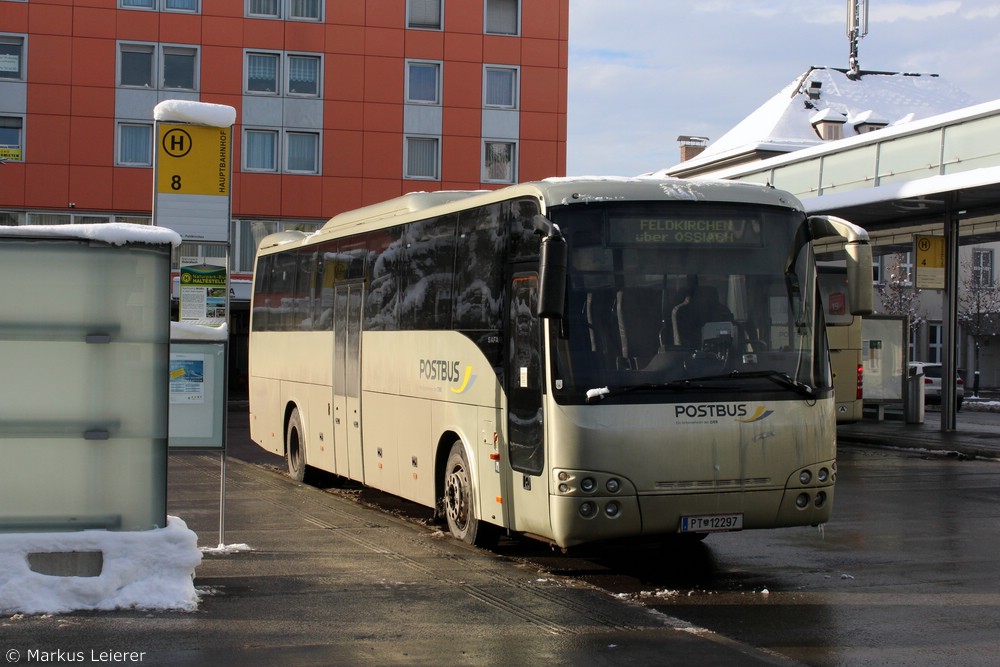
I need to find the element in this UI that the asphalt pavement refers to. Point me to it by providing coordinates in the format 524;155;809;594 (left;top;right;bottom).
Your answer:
5;401;996;667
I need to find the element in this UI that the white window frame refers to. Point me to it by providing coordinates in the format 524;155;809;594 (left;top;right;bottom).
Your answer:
284;130;321;174
405;60;442;105
484;0;520;36
483;65;518;109
407;0;443;30
243;128;279;172
973;248;994;288
119;0;201;12
245;50;321;97
118;42;155;88
245;50;281;95
0;115;24;163
404;136;441;180
116;122;154;167
246;0;323;21
161;44;199;91
286;53;322;97
118;42;199;91
0;34;25;82
482;140;517;183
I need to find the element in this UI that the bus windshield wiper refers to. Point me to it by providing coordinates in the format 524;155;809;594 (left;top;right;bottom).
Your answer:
724;370;817;399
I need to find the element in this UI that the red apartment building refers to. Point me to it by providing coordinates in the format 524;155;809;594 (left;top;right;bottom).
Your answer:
0;0;568;393
0;0;568;265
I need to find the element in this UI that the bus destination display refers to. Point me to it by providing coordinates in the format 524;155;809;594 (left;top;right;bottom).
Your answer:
608;216;762;247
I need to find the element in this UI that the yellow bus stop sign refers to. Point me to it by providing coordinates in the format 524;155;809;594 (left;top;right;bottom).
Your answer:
915;235;945;289
156;124;230;197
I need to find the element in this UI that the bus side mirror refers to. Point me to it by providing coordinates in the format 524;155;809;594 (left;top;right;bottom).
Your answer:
538;233;567;319
845;241;873;316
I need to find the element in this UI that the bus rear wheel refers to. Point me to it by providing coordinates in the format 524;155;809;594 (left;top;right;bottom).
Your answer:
286;408;307;483
443;441;498;548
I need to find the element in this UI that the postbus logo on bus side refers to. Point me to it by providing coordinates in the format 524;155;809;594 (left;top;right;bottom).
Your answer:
419;359;477;395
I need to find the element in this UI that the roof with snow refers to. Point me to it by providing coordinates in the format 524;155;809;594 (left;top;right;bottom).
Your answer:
661;67;979;177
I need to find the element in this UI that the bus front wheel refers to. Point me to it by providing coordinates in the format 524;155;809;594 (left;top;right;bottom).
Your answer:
443;441;497;548
286;408;307;482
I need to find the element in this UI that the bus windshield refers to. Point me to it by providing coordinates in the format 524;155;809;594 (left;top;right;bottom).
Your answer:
548;201;827;403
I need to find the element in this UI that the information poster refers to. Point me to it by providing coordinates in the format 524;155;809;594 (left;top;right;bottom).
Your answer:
179;259;227;325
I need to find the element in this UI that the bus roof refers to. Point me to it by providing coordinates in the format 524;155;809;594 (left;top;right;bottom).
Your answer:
258;177;804;252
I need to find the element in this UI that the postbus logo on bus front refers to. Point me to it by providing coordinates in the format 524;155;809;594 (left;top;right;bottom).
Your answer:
419;359;477;394
673;404;774;423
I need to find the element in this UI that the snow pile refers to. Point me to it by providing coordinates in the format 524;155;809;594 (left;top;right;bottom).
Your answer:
0;223;181;248
171;321;229;342
153;100;236;128
0;517;202;615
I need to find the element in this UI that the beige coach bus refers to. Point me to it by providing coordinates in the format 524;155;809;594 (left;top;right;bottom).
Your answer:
248;178;872;549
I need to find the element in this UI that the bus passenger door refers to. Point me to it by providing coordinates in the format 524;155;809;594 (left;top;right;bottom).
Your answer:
506;273;551;538
333;282;365;482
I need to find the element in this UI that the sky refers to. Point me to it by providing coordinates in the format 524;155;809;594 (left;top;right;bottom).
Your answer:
566;0;1000;176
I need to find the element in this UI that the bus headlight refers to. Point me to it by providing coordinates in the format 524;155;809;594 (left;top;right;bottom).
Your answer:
817;467;829;483
580;477;596;493
579;501;597;518
799;470;812;485
604;501;621;518
795;493;810;509
606;478;620;494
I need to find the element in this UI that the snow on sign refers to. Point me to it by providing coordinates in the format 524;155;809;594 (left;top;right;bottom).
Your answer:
152;100;235;243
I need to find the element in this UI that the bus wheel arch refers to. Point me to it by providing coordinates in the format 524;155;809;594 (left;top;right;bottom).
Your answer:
440;438;498;548
284;404;307;482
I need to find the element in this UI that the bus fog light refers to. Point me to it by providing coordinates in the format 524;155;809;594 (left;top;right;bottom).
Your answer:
558;471;570;482
815;491;827;508
795;493;810;509
799;470;812;485
558;483;569;494
605;501;620;518
581;477;596;493
606;478;620;493
818;467;829;483
579;501;597;518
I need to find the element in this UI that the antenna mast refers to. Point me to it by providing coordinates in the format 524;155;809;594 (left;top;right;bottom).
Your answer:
847;0;869;79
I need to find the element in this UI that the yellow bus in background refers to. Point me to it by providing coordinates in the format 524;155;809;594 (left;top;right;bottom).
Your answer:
819;267;865;423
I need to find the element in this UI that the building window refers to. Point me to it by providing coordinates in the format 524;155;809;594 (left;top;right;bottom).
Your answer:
119;43;154;87
288;0;321;20
927;322;943;364
287;54;320;96
408;0;443;29
484;66;517;108
485;0;519;35
243;129;319;175
162;46;198;90
973;248;994;288
120;1;200;13
244;129;278;172
483;140;516;183
0;36;25;81
119;43;198;90
286;132;319;173
0;116;24;162
247;0;322;21
405;137;440;180
246;52;279;93
406;61;441;104
118;123;153;166
246;51;321;97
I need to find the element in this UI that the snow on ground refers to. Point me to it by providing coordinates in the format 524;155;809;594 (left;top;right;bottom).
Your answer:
0;517;203;615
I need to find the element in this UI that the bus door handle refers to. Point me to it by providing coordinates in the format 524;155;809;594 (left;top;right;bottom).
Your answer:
335;417;341;425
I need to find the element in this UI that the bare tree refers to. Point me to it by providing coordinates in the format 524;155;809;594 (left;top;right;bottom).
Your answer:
875;253;925;332
958;258;1000;395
